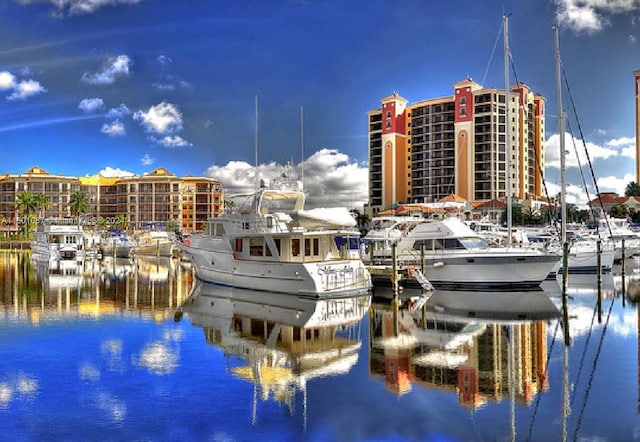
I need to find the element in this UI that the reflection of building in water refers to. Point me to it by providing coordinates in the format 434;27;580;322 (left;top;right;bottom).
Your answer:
181;281;370;414
369;291;558;408
0;252;194;323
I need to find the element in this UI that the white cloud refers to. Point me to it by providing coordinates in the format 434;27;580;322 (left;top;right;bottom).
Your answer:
106;103;131;119
597;173;636;195
155;135;190;148
0;71;16;90
140;153;154;166
133;102;183;134
18;0;143;16
82;55;131;85
544;181;591;208
545;132;617;169
554;0;640;33
630;34;638;44
98;166;135;177
7;79;46;100
78;97;104;113
205;148;369;210
101;120;125;136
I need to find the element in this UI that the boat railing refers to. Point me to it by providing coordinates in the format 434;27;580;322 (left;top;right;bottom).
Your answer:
317;264;371;292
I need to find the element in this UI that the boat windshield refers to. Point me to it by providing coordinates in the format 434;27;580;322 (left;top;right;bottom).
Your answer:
458;237;488;249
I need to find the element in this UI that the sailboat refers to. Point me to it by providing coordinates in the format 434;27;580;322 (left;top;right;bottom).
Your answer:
553;28;615;275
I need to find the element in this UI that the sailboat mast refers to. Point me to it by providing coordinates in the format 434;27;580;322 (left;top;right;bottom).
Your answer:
554;27;567;244
504;14;513;244
300;105;305;191
255;94;259;189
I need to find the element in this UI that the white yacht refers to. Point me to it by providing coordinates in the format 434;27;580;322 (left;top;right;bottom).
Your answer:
368;216;560;290
30;220;85;261
133;230;174;257
179;175;371;298
102;229;136;258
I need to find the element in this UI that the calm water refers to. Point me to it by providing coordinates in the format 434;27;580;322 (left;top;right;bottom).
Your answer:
1;250;640;441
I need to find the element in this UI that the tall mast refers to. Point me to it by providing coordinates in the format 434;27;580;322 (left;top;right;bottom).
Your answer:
255;94;259;188
554;27;566;244
300;106;305;190
504;14;513;244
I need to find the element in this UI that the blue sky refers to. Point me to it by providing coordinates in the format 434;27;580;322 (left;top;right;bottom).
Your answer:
0;0;638;208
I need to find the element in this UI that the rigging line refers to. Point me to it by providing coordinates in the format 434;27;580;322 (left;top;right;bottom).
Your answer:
569;298;599;408
561;64;610;235
525;318;562;442
572;295;617;441
565;119;610;239
481;20;504;86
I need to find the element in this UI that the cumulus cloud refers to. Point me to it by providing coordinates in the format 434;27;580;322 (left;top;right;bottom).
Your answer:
82;55;131;85
0;71;16;90
554;0;640;33
545;132;617;169
18;0;143;17
133;101;183;134
205;148;369;209
140;153;154;166
101;119;125;136
106;103;131;119
155;135;190;148
7;79;46;100
596;173;636;195
78;97;104;113
98;166;135;177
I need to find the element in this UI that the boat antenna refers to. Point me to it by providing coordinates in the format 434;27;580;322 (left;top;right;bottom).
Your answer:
255;94;259;189
300;105;305;191
503;13;513;245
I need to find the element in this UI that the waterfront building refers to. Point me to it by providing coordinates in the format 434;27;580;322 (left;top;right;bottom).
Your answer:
0;166;223;235
368;78;546;214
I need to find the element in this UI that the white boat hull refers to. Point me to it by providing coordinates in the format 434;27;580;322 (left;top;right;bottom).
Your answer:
372;250;560;290
184;238;371;298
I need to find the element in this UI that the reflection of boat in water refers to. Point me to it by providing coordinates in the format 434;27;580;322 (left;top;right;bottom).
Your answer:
135;256;173;283
34;257;84;290
369;287;560;403
102;256;135;282
179;281;370;410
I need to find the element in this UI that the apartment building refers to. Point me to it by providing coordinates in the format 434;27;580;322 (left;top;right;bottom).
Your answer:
368;78;546;214
0;166;223;234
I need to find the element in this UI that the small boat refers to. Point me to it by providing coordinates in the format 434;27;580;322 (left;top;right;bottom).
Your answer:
179;173;371;298
134;230;174;257
101;229;136;258
30;220;85;261
367;216;560;290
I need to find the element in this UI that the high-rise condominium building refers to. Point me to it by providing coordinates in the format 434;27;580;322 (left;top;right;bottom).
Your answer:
367;78;546;214
0;166;223;234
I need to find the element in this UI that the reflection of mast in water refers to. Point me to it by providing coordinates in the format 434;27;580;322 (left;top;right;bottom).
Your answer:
179;281;370;427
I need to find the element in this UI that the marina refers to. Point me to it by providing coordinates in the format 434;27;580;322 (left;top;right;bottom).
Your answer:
1;250;640;440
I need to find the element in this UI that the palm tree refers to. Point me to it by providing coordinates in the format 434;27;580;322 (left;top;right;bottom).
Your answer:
34;192;50;219
69;191;90;225
15;191;37;236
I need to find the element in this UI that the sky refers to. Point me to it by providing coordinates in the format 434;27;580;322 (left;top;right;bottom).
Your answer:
0;0;639;209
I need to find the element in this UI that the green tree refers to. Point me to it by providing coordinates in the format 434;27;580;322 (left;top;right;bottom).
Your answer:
625;181;640;196
609;204;628;218
15;191;37;236
69;191;90;224
33;192;50;219
350;209;371;237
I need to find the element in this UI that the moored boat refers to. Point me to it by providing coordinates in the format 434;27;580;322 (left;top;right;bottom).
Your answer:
133;230;174;257
179;174;371;298
367;216;560;290
30;219;85;261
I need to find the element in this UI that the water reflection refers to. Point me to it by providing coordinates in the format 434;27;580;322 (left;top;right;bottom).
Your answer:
369;287;561;410
179;281;370;415
0;251;194;323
